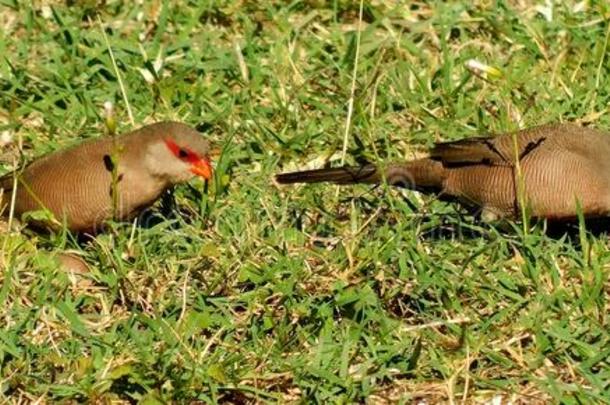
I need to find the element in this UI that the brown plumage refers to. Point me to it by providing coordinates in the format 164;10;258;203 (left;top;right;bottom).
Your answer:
0;121;212;233
55;252;90;274
276;123;610;221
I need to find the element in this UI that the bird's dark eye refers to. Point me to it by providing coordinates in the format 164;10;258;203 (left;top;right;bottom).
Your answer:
178;148;189;158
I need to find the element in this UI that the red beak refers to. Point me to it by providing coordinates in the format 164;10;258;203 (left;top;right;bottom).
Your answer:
190;157;213;180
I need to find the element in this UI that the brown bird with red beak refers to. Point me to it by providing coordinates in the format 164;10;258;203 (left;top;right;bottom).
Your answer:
0;121;212;233
276;123;610;222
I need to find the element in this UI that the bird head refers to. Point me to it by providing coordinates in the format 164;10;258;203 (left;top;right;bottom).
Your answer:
142;122;213;184
163;137;212;179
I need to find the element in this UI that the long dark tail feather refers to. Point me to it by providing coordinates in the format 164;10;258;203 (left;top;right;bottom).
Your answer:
276;159;446;193
275;164;380;185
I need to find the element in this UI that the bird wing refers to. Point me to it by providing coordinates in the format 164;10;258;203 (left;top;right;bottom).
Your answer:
430;124;568;167
431;136;513;166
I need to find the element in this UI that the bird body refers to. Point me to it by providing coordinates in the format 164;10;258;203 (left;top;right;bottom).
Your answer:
0;122;212;233
276;123;610;221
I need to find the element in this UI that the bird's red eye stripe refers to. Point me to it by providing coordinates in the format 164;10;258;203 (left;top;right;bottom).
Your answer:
164;138;201;163
164;138;181;156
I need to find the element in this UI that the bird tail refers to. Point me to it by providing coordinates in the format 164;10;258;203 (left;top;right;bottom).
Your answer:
276;164;380;184
275;159;445;192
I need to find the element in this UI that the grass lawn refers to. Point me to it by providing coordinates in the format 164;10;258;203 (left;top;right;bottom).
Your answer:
1;0;610;403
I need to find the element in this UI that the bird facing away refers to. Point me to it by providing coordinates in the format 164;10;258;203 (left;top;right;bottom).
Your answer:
0;121;212;233
276;123;610;221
